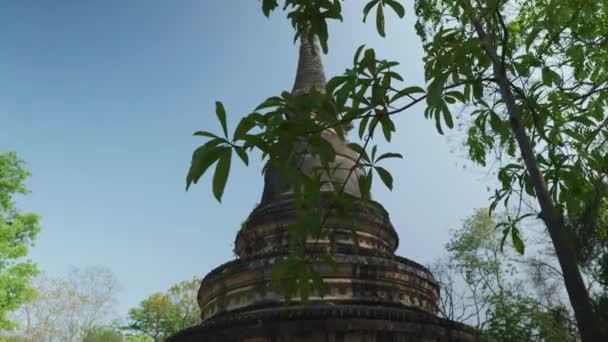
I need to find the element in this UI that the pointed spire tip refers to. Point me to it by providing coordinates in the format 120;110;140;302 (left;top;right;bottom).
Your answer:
291;38;327;95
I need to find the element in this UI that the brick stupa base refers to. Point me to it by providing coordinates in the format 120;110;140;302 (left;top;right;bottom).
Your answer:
169;39;478;342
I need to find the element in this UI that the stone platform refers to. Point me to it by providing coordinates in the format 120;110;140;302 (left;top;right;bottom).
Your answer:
169;304;477;341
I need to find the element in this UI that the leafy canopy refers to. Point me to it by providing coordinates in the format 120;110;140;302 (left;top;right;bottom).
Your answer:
0;152;40;331
435;209;578;341
123;278;201;341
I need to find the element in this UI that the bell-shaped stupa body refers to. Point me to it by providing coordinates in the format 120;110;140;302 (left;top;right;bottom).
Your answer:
169;39;478;342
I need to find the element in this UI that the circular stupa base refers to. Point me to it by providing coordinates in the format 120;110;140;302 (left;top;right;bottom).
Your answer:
168;304;478;342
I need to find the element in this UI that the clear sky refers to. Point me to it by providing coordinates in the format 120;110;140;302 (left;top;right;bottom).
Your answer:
0;1;493;318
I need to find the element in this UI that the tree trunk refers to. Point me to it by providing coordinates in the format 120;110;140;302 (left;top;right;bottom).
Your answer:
470;17;602;342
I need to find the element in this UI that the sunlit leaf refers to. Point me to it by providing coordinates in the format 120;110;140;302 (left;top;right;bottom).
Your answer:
511;227;525;255
186;143;227;190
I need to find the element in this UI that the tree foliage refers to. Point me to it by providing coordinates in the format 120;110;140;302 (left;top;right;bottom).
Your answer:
125;293;177;342
432;209;578;341
83;326;124;342
166;278;200;330
81;326;154;342
0;152;40;331
483;296;576;342
124;278;200;342
185;0;608;339
9;266;119;342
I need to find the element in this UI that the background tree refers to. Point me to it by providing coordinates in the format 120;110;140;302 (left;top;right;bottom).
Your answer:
124;278;200;342
10;265;119;341
82;327;155;342
432;209;578;341
123;335;154;342
124;292;178;342
81;326;155;342
0;152;40;331
569;193;608;336
166;278;200;330
185;0;607;339
83;326;124;342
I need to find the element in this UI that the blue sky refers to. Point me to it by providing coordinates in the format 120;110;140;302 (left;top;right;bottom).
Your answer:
0;1;493;317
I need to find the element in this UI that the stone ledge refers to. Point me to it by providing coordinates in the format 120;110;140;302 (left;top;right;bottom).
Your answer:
168;304;479;342
236;194;400;255
202;252;434;285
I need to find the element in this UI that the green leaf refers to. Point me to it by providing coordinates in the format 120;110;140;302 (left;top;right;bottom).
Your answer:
446;90;466;102
255;96;283;111
368;116;380;139
215;101;228;138
310;136;336;163
511;227;525;254
375;166;394;190
372;82;384;105
362;49;377;73
541;67;561;86
403;85;425;94
489;111;508;136
362;0;379;22
347;143;370;162
271;258;291;288
385;70;403;81
299;270;310;302
499;224;510;252
379;114;394;141
326;76;349;95
193;131;219;139
212;150;232;202
381;74;390;92
386;0;405;17
310;269;328;297
541;67;552;86
472;78;484;100
525;27;542;50
313;16;330;54
551;68;562;85
434;108;444;135
358;172;373;199
233;117;256;141
376;4;386;37
514;62;531;77
375;152;403;163
354;44;366;65
391;86;425;102
427;73;448;105
442;107;454;129
186;143;227;190
261;0;278;17
321;255;338;271
358;115;370;139
235;147;249;166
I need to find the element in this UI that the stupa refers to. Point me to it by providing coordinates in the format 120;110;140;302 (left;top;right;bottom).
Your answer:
169;39;478;342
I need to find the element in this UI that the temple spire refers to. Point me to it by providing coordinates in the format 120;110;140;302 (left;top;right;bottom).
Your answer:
291;38;327;95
